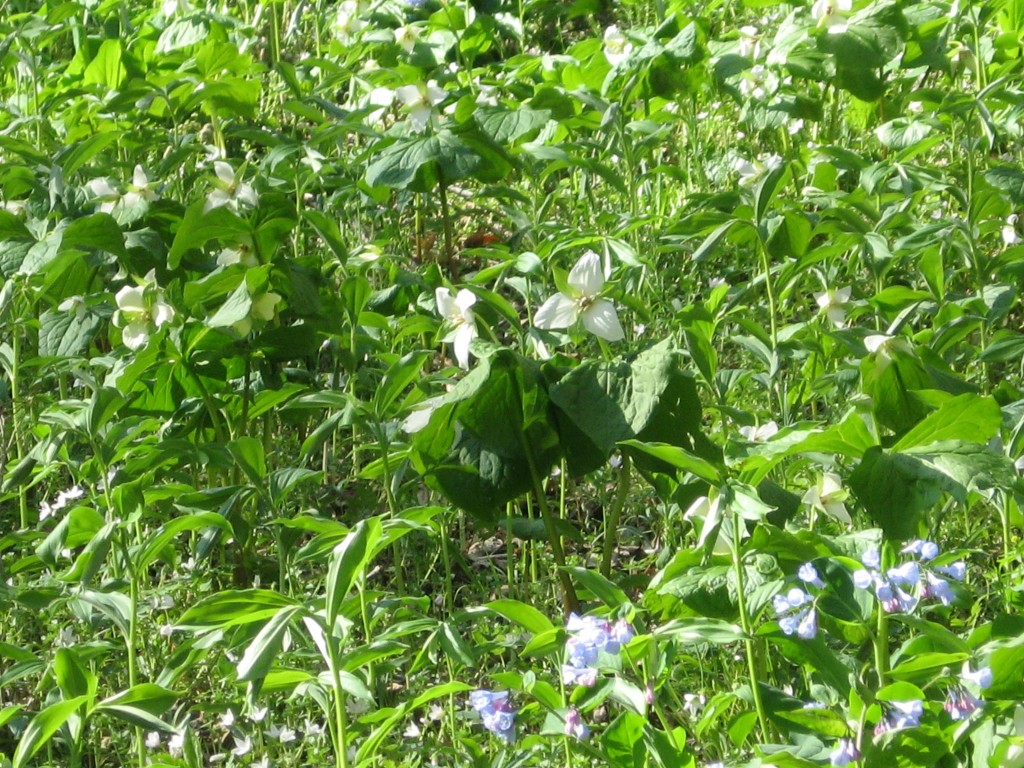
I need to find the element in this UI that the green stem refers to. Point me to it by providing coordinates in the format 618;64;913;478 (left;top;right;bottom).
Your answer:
874;542;893;687
601;456;631;578
128;566;145;768
327;639;351;768
731;510;770;743
517;433;578;615
10;314;29;529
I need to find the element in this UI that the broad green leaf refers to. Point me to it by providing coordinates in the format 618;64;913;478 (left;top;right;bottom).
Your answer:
62;213;126;257
486;599;554;635
168;200;250;268
602;711;647;768
563;567;629;609
12;695;91;768
774;707;850;738
83;39;126;89
95;684;181;721
59;132;122;178
135;512;234;572
54;648;97;701
176;589;298;630
76;589;132;638
326;518;380;626
364;130;479;191
893;394;1001;450
206;281;252;328
39;308;101;358
848;447;953;540
474;105;550;144
237;605;305;681
652;618;745;644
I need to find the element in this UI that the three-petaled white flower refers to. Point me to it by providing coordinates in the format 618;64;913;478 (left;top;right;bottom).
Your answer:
114;271;176;350
815;286;852;328
86;166;159;219
811;0;852;33
395;81;446;133
332;0;365;44
802;472;851;524
205;161;258;212
436;288;478;370
232;291;282;336
534;251;624;341
603;25;632;66
394;24;421;54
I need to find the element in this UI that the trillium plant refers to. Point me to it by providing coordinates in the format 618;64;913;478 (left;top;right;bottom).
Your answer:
3;0;1024;767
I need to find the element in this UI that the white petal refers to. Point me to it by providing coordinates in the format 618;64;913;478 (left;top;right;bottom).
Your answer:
132;165;149;188
151;300;176;327
232;317;254;336
534;293;578;330
251;292;281;321
205;190;230;211
567;251;605;297
408;104;433;132
116;285;146;313
122;322;151;350
435;288;455;320
394;85;420;107
454;288;476;316
453;324;475;369
214;161;235;185
823;500;852;524
582;299;624;341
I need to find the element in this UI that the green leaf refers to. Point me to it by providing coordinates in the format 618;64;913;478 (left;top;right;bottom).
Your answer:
38;308;101;358
95;684;181;732
54;648;97;701
563;567;629;609
985;166;1024;205
486;599;555;635
12;695;91;768
61;213;126;257
83;39;126;89
177;589;298;631
326;519;381;626
228;436;267;486
135;512;234;572
652;618;745;644
474;105;550;144
237;605;305;681
848;447;953;540
893;394;1001;450
774;706;850;737
365;130;479;191
206;281;252;328
619;440;722;483
168;200;250;269
602;711;647;768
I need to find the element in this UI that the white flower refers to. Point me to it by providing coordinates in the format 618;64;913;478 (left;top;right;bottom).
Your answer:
86;177;121;214
683;494;730;555
811;0;852;32
230;735;252;757
738;25;761;59
802;472;851;524
304;718;325;739
1002;214;1021;246
220;710;236;728
332;0;364;44
814;286;852;327
395;81;446;132
58;295;88;321
145;731;161;749
534;251;624;341
168;733;184;756
249;705;268;722
232;291;282;336
739;421;779;441
864;333;913;372
114;272;176;350
436;287;477;369
394;24;420;53
122;165;160;209
205;161;258;212
365;87;395;125
266;724;297;742
216;236;258;268
603;25;632;66
162;0;192;16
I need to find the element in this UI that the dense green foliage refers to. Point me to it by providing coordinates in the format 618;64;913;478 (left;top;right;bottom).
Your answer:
2;0;1024;766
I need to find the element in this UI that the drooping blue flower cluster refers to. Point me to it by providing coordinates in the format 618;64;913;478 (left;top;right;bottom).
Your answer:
562;613;633;687
874;699;924;735
772;562;822;639
945;665;992;721
829;737;860;766
853;540;965;613
469;690;516;742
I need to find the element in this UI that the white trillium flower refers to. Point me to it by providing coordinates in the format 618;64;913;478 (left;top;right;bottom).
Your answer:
123;165;159;209
114;271;176;350
394;24;420;53
332;0;365;44
738;25;761;59
1002;214;1021;246
365;87;396;125
815;286;852;327
534;251;625;341
864;333;914;373
58;295;88;321
436;287;478;369
205;161;258;212
217;236;258;268
395;81;446;132
739;421;779;442
232;291;282;336
603;25;632;66
812;0;852;32
802;472;851;524
86;177;121;214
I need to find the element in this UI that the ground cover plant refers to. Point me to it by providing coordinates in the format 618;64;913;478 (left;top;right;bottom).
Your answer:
2;0;1024;765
